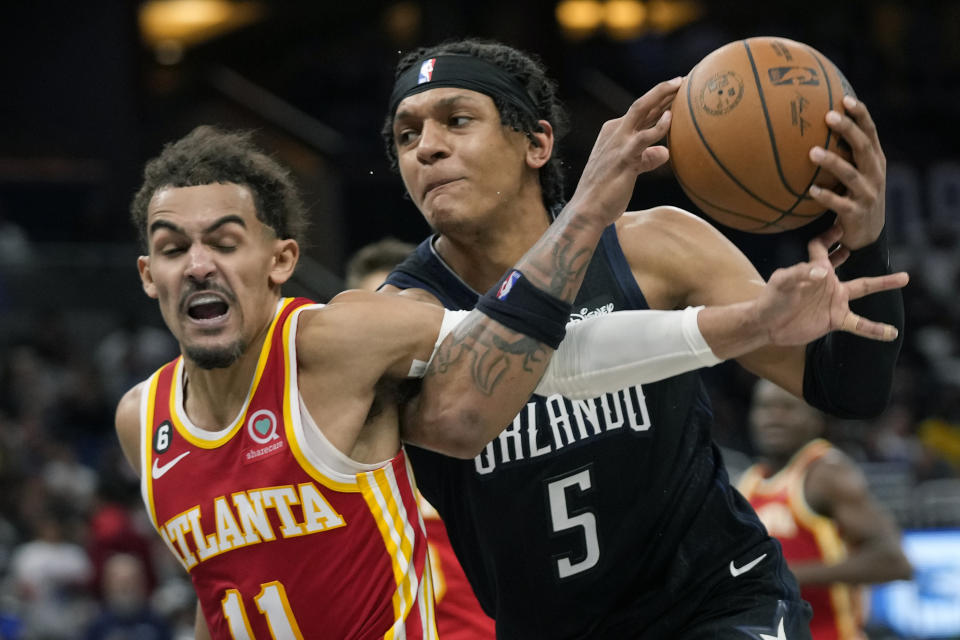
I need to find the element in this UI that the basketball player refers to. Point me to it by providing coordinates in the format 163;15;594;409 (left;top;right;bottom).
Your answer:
739;380;913;639
379;40;906;637
345;238;496;639
111;120;885;638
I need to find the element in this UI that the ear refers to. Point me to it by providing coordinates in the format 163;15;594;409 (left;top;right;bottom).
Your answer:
137;255;158;299
525;119;554;170
268;238;299;287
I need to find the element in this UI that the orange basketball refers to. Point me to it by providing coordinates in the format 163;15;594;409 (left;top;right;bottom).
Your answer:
668;36;854;233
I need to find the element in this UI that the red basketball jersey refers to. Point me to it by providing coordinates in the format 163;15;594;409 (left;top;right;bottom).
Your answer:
138;297;437;639
738;439;864;640
420;498;495;639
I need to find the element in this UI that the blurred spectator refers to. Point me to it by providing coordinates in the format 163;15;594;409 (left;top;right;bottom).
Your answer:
0;208;32;267
41;443;97;515
94;317;177;407
85;477;158;601
9;510;94;639
344;237;416;292
916;417;960;479
83;554;171;640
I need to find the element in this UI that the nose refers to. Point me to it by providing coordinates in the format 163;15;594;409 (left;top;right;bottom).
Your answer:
184;244;216;283
415;120;450;165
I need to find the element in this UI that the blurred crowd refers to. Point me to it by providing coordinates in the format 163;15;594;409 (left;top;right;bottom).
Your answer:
0;251;192;639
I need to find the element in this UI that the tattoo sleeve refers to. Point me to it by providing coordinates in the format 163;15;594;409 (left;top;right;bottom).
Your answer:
427;316;548;395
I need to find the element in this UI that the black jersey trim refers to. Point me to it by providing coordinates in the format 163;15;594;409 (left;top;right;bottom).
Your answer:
600;225;649;310
385;235;478;310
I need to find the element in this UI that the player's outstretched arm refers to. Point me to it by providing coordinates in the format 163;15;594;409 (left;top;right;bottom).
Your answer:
426;230;904;402
789;452;913;586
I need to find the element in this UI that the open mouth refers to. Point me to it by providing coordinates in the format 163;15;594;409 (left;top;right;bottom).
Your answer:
186;293;230;321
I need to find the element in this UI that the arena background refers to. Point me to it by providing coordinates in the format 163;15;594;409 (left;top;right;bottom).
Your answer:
1;1;958;638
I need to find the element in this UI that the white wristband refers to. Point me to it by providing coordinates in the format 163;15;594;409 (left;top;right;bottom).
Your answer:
410;309;472;377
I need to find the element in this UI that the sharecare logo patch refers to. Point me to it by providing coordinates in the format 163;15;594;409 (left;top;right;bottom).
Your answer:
497;271;522;300
243;409;284;465
418;58;436;84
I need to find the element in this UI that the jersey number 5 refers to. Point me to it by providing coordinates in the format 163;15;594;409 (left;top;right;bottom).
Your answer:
547;466;600;579
222;581;304;639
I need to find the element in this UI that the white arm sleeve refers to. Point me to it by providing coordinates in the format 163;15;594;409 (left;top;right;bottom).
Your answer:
535;306;722;399
420;307;722;399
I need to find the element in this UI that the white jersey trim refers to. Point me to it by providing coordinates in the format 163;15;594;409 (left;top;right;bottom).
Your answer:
286;303;395;483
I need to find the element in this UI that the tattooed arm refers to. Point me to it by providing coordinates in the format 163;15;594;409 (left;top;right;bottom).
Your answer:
295;288;550;461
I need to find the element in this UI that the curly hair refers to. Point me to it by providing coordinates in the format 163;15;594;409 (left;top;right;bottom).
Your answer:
382;39;570;213
130;126;308;251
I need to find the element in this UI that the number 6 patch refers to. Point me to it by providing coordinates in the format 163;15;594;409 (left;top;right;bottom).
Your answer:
153;420;173;454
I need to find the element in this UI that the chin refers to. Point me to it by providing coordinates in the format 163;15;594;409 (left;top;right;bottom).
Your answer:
185;341;245;369
429;211;479;238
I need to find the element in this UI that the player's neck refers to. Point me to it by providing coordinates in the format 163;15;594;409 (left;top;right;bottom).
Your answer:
761;449;799;475
434;202;552;292
180;325;272;430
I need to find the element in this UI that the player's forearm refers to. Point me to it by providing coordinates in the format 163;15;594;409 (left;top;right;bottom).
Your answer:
511;203;608;301
535;306;722;399
790;541;913;586
803;229;904;418
411;210;610;456
696;299;777;361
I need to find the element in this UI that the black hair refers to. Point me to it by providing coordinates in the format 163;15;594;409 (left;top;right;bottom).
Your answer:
130;126;307;251
382;38;570;213
344;237;415;289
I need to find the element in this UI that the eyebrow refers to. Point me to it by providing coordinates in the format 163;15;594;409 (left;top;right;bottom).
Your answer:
394;93;481;122
148;214;247;237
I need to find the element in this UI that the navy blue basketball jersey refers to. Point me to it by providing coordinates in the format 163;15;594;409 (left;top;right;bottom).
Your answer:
386;226;795;638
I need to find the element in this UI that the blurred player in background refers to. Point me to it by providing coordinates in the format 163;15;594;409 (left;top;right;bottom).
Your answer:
739;380;913;640
380;38;907;638
345;237;496;639
344;237;418;294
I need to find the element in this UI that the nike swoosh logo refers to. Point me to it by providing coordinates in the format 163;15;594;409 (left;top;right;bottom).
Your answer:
729;553;767;577
152;451;190;479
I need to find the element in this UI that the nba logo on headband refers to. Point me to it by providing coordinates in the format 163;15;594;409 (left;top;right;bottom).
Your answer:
417;58;436;84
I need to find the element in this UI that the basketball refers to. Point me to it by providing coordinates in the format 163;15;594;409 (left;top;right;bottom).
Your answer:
668;37;855;233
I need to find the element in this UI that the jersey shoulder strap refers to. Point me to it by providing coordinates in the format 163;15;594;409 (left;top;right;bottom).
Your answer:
386;236;478;310
598;223;648;310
